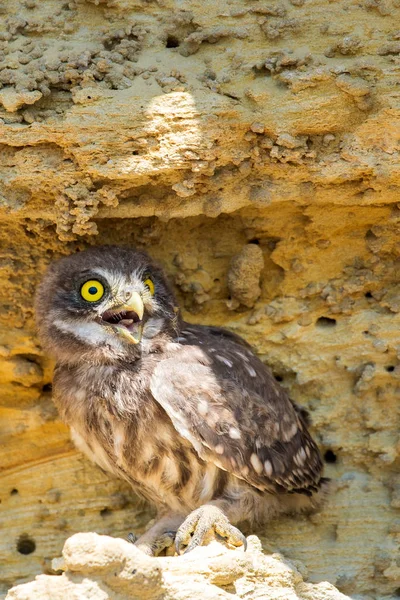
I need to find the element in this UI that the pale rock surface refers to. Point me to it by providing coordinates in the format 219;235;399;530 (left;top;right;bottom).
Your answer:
6;534;350;600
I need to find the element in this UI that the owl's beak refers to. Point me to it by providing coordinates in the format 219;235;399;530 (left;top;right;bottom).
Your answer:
101;292;144;344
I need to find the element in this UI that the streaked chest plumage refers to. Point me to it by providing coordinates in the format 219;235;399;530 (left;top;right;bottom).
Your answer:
52;359;215;511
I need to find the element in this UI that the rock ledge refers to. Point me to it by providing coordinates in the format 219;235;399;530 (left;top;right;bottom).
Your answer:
6;532;349;600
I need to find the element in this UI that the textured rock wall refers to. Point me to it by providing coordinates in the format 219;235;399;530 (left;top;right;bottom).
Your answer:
0;0;399;598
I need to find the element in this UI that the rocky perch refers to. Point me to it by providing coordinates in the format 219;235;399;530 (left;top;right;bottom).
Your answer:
6;533;349;600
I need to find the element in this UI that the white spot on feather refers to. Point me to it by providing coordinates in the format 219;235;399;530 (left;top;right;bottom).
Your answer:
229;427;241;440
250;453;264;474
216;355;233;367
215;444;224;455
246;365;257;377
235;351;250;363
294;447;307;467
282;422;298;442
264;460;273;477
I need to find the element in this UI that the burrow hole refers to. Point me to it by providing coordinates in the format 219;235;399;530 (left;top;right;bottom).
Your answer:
166;35;180;48
324;450;337;464
17;535;36;555
316;317;337;328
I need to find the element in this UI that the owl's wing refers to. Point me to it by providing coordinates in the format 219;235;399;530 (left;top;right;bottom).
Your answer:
150;330;323;495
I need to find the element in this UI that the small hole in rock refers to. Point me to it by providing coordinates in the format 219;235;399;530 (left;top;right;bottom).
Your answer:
248;238;260;245
10;488;18;496
274;374;283;382
324;450;337;464
365;291;372;298
385;365;395;373
166;35;179;48
17;535;36;555
316;317;337;328
42;383;52;392
100;508;111;517
132;150;139;155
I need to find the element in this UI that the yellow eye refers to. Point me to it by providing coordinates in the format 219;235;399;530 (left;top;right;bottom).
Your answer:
144;277;155;296
80;280;105;302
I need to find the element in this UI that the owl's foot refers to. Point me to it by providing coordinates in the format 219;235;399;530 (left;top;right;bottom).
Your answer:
130;513;184;556
132;530;176;556
175;505;247;554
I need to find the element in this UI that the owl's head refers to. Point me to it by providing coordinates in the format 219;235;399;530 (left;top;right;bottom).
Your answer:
35;246;178;364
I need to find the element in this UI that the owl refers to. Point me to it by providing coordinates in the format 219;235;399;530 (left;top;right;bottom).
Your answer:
35;245;326;555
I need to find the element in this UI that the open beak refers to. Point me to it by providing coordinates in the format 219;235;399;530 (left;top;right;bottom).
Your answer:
100;292;144;344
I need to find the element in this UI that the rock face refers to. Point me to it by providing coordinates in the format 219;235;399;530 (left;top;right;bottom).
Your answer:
0;0;399;598
6;534;350;600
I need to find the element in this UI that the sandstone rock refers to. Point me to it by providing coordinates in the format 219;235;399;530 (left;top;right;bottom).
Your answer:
0;0;399;598
228;244;265;308
5;534;350;600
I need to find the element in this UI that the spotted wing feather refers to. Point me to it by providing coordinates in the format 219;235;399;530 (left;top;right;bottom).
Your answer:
150;325;323;495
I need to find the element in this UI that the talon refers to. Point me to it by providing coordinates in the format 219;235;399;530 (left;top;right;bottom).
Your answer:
127;532;137;544
175;505;246;554
174;532;188;555
135;529;178;556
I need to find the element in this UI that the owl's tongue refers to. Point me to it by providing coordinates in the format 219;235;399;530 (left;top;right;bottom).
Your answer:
101;306;143;343
119;318;134;327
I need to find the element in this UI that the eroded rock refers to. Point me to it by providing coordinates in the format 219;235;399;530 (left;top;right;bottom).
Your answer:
6;534;350;600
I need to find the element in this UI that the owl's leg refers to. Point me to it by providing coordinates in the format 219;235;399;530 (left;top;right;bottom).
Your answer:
132;513;185;556
175;504;247;554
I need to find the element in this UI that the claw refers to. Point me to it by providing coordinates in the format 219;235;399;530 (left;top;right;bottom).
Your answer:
216;529;248;552
127;532;137;544
175;531;187;555
175;505;247;555
135;530;176;556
